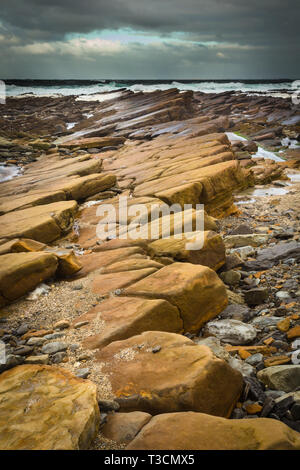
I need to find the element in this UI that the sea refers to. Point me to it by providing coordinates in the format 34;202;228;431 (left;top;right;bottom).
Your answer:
3;79;299;99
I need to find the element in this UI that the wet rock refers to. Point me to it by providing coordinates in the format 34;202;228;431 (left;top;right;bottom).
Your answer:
51;352;67;364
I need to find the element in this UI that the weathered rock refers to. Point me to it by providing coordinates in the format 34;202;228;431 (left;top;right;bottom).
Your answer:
127;412;300;450
101;412;152;444
0;252;58;305
219;304;251;321
82;296;183;350
96;331;243;416
148;231;225;271
124;262;228;333
0;201;78;243
257;365;300;392
204;319;257;345
0;365;100;450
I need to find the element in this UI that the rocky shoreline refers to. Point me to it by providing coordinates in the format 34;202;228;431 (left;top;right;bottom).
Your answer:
0;88;300;450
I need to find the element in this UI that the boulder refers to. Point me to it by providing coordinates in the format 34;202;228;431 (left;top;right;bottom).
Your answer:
127;412;300;450
124;262;228;333
96;331;243;416
0;252;58;304
0;365;100;450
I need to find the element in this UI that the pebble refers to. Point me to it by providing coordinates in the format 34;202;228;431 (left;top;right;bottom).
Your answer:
74;321;89;329
16;324;29;336
54;320;70;330
75;368;90;379
51;351;67;363
245;353;263;365
27;337;47;346
244;288;269;306
41;341;68;354
24;355;49;365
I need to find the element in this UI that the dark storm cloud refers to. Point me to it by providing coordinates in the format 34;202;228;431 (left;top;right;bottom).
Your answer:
1;0;299;44
0;0;299;78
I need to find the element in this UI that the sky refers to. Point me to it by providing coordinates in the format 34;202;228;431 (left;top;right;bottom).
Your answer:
0;0;299;79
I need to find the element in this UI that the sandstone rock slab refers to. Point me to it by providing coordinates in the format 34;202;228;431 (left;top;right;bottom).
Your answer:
97;331;243;416
0;365;100;450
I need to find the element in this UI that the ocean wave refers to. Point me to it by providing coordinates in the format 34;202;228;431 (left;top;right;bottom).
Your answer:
4;80;295;98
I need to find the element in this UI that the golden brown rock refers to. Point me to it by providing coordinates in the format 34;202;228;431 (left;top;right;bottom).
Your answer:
0;365;100;450
0;252;58;303
82;296;183;350
97;331;243;416
127;412;300;450
124;262;228;333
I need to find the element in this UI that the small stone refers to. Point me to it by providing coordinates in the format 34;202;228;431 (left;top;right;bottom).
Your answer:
152;346;161;353
276;291;292;301
69;343;80;352
72;284;83;290
22;330;53;340
244;288;269;306
16;324;29;336
43;332;65;340
98;399;120;412
245;353;264;366
24;355;49;365
261;397;275;417
277;318;291;332
74;321;89;329
290;403;300;421
54;320;70;330
41;342;68;354
231;408;246;419
264;355;290;367
245;403;262;415
75;368;90;379
12;346;33;357
287;326;300;340
51;352;67;364
257;365;300;392
27;337;47;346
220;270;241;286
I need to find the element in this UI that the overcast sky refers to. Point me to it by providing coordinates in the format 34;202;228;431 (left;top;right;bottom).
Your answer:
0;0;299;79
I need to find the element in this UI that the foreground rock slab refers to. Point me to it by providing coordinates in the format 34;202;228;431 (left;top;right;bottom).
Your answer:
0;252;58;306
127;412;300;450
124;262;228;333
97;331;243;416
0;365;100;450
